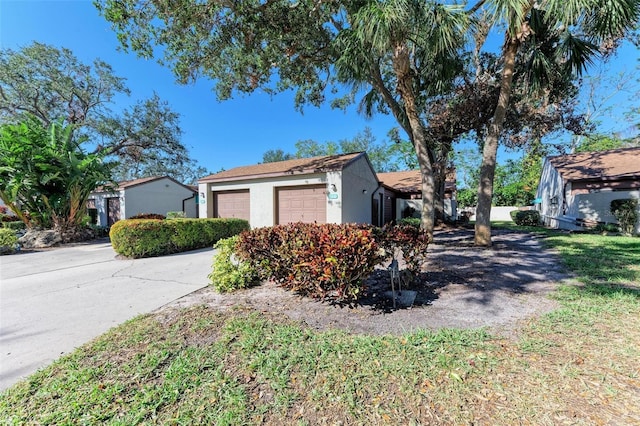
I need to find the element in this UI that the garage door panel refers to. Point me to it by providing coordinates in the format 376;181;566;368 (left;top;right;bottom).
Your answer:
277;185;326;224
214;191;250;221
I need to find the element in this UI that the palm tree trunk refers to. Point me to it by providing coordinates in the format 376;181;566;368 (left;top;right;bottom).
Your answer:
392;44;435;240
474;36;520;246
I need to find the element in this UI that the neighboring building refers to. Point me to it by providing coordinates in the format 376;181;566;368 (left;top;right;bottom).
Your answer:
535;147;640;232
89;176;198;227
198;153;382;228
377;169;458;222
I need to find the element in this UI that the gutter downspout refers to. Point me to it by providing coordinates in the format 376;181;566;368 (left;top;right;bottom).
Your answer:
182;192;197;218
371;182;383;227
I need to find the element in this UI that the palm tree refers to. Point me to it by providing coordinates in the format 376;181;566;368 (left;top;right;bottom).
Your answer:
334;0;470;238
473;0;640;246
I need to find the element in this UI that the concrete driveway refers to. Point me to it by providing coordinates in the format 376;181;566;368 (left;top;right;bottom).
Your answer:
0;240;213;391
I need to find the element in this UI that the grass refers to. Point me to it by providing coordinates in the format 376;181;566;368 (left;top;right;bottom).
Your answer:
1;227;640;424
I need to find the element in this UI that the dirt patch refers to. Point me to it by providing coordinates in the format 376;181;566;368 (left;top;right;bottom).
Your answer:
165;228;573;337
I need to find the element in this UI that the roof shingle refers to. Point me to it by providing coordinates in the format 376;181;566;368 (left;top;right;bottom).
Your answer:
199;152;364;183
378;170;456;193
548;147;640;181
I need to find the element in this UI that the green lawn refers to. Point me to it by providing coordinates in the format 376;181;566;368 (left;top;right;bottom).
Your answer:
1;229;639;424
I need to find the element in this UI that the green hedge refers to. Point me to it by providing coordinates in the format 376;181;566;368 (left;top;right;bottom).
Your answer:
513;210;541;226
0;228;19;255
110;218;250;258
1;221;26;231
209;236;259;293
397;217;422;228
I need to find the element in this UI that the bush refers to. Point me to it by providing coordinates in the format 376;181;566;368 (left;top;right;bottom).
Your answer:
610;199;639;236
397;217;421;228
110;218;250;258
129;213;166;220
208;236;259;292
166;211;186;219
236;223;385;302
0;228;19;255
456;188;477;209
377;223;430;274
513;210;541;227
593;223;620;234
2;220;26;231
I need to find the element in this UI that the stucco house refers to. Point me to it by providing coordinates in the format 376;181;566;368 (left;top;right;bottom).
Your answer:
198;152;382;228
535;147;640;232
89;176;198;227
377;170;458;222
198;153;458;228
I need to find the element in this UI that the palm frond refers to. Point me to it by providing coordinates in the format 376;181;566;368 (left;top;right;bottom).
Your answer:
583;0;640;39
421;3;470;55
525;48;554;91
485;0;532;36
555;32;599;76
542;0;598;26
357;89;381;118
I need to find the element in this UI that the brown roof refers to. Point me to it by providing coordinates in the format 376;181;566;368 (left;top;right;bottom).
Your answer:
378;170;456;193
93;176;195;193
199;152;365;183
548;147;640;181
117;176;165;190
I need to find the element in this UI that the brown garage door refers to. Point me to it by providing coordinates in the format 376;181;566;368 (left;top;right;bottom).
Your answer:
214;190;250;220
277;185;326;224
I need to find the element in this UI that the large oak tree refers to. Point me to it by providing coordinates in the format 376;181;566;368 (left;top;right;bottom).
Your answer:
0;42;201;183
95;0;470;239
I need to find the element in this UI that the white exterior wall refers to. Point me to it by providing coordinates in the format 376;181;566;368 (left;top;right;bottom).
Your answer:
535;159;566;228
198;183;212;219
200;174;330;228
536;158;640;233
490;206;519;222
124;178;197;218
569;190;640;233
325;170;343;224
87;191;122;227
395;199;458;221
340;157;379;224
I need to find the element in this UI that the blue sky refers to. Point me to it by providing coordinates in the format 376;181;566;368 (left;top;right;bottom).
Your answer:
1;0;638;175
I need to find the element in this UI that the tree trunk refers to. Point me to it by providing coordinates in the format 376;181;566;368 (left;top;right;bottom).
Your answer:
392;44;436;240
474;36;520;246
415;138;436;239
432;139;453;223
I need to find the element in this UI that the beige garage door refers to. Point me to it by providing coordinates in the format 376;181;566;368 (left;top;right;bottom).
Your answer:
214;190;250;220
277;185;327;224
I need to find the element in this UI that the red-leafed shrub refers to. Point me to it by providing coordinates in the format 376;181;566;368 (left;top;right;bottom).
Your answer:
236;223;385;302
129;213;166;220
377;223;431;274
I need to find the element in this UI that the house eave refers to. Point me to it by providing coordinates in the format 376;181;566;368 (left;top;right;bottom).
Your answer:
199;169;333;184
